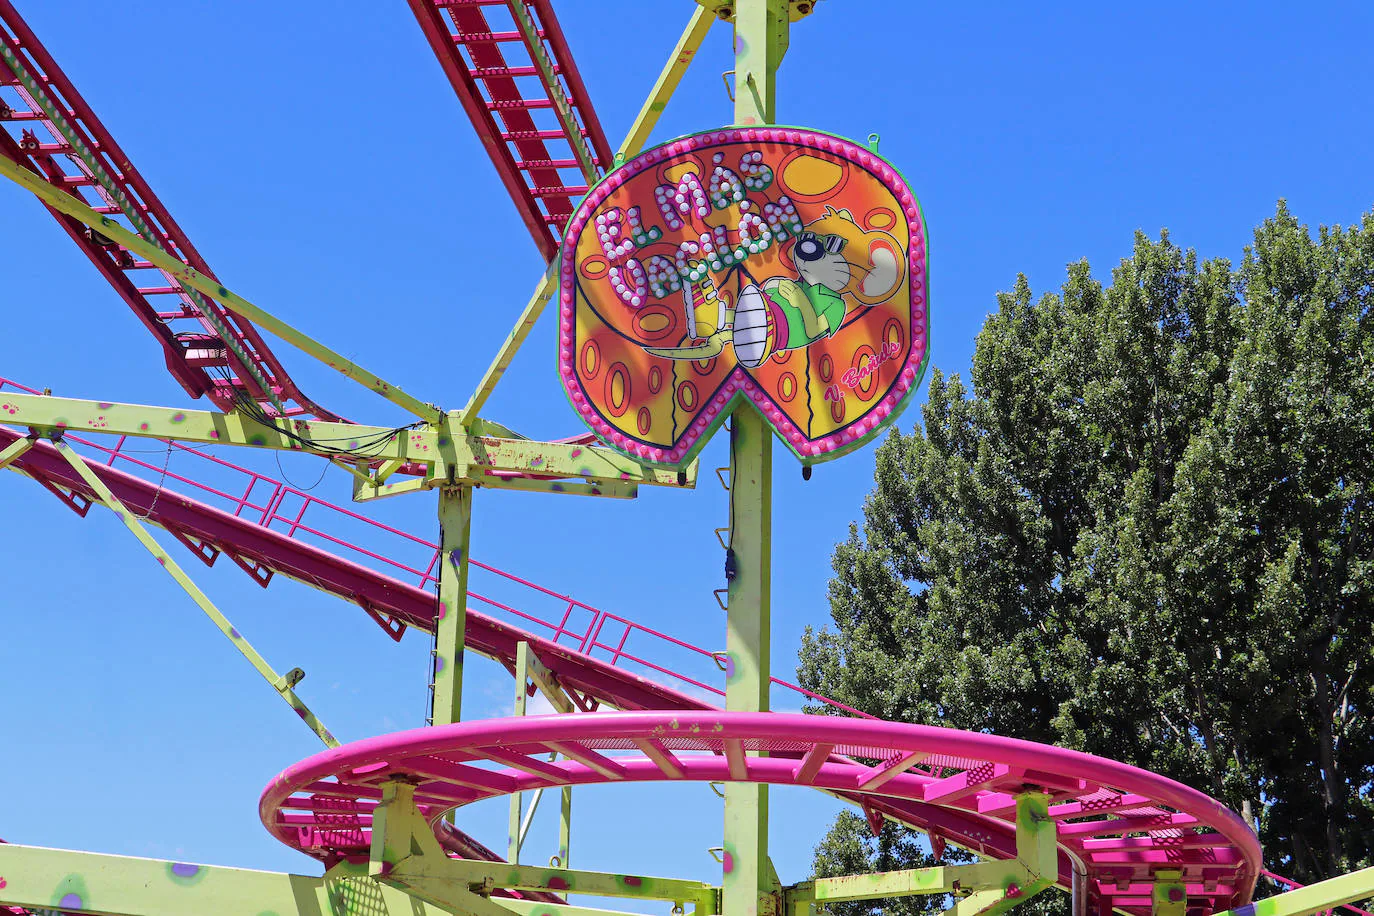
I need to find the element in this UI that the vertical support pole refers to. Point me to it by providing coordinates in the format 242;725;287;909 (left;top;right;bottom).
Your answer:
724;6;787;916
509;640;530;864
723;407;774;916
1152;870;1186;916
558;782;572;869
432;486;472;729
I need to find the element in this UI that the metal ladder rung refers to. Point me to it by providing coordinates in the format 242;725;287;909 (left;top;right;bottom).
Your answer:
515;158;580;170
451;29;545;43
528;184;587;197
470;65;560;79
502;128;587;141
1;109;66;122
487;98;554;111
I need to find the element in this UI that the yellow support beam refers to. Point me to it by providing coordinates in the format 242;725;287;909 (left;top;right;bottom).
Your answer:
0;154;441;423
0;432;35;470
0;390;694;490
50;437;338;749
465;262;560;418
617;7;715;161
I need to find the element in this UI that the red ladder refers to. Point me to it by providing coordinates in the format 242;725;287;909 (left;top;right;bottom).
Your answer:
408;0;614;261
0;1;341;421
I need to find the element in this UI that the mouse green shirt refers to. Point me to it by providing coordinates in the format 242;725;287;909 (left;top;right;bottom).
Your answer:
767;282;846;349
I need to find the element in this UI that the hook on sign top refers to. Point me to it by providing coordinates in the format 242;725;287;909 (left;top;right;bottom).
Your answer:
557;126;929;469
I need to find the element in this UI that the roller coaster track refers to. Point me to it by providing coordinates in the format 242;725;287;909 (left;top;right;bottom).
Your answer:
1;375;1261;915
0;5;1269;911
0;1;340;421
406;0;614;260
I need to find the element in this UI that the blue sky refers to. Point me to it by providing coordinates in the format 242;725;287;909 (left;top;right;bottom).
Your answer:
2;0;1373;905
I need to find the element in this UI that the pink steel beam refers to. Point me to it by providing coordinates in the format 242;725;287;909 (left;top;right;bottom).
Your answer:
0;418;1052;897
260;712;1262;916
406;0;613;260
0;1;341;421
0;421;1255;914
0;379;1257;915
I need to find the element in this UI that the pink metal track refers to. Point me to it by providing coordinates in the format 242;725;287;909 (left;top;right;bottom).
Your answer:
1;375;1263;914
0;2;339;421
407;0;613;260
261;712;1262;916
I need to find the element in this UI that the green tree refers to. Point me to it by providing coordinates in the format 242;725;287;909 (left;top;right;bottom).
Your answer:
798;203;1374;907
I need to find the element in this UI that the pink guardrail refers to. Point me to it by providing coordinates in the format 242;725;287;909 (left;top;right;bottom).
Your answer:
0;376;866;717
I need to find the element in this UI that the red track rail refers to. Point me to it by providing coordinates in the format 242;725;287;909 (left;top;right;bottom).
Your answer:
0;375;1259;912
0;2;339;421
407;0;614;260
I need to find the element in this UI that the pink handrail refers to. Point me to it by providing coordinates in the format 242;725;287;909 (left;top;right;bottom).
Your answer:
0;375;864;719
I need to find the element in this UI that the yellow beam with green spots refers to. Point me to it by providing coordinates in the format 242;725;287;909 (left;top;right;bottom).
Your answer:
370;780;717;913
0;432;35;470
1214;867;1374;916
0;153;440;424
51;436;338;749
785;795;1056;913
1;389;422;461
0;390;695;491
0;842;669;916
617;6;715;162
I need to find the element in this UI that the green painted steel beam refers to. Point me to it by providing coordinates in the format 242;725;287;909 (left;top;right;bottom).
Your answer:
947;888;1027;916
370;780;715;911
0;432;35;470
51;437;339;748
722;4;787;916
794;860;1030;905
1213;867;1374;916
472;474;640;500
352;474;430;502
617;6;714;161
0;154;440;423
0;391;694;490
465;263;560;419
501;899;664;916
443;858;716;908
524;643;576;714
1153;870;1186;916
786;796;1056;909
432;487;472;730
557;778;573;871
0;842;443;916
510;640;532;863
1;390;420;461
446;427;690;488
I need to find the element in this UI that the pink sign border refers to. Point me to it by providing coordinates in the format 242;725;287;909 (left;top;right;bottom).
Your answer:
557;126;929;469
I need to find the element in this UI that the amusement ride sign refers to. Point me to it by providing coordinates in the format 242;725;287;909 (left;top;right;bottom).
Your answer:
557;126;929;469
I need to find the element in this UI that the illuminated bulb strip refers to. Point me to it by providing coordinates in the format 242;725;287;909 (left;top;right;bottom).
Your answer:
646;255;682;298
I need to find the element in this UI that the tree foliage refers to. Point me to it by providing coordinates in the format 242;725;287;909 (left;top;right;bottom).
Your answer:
798;203;1374;905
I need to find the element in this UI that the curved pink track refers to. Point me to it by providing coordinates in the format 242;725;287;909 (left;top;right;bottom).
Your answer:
261;711;1261;916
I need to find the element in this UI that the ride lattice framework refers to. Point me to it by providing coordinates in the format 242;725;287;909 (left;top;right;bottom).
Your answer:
1;3;1372;916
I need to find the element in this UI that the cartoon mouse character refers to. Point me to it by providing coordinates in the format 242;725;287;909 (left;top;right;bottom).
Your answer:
645;207;905;367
